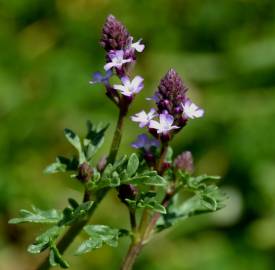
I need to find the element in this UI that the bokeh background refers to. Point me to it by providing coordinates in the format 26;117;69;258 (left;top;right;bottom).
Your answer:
1;0;275;269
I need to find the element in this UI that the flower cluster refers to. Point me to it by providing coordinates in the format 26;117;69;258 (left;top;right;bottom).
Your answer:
90;15;145;111
132;69;204;142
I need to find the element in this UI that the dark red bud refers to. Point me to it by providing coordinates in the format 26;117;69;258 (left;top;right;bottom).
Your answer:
77;162;93;183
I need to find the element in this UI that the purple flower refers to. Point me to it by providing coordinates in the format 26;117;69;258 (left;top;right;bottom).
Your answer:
131;109;156;128
131;134;160;150
128;37;145;53
104;50;132;71
182;99;204;119
149;112;179;134
89;70;113;85
113;76;144;96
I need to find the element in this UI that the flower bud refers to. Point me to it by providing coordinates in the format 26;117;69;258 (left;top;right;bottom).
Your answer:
77;162;93;183
174;151;194;174
100;15;130;51
118;184;138;203
155;69;188;126
97;156;107;172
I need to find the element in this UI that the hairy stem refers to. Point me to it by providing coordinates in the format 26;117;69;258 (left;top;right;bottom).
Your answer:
36;109;126;270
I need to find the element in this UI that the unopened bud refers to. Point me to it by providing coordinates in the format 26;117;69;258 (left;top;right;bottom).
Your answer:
174;151;194;174
77;162;93;183
118;184;138;203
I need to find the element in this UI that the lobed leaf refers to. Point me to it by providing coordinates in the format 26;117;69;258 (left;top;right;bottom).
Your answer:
9;206;62;224
75;225;120;255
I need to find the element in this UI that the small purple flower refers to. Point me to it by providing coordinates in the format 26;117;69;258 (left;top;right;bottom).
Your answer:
182;99;204;119
131;108;156;128
128;37;145;53
89;70;113;85
104;50;132;71
131;134;160;150
149;112;179;134
113;76;144;96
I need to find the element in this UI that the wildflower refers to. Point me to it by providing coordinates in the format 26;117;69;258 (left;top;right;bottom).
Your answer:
131;134;160;150
101;15;130;51
174;151;194;173
113;76;144;96
182;99;204;119
149;112;179;134
131;109;156;128
89;70;112;85
104;50;132;71
128;37;145;53
155;69;188;117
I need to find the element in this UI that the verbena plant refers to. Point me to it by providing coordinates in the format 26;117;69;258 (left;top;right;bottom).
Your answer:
9;15;226;270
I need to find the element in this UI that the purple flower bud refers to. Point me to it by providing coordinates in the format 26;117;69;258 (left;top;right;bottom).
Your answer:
174;151;194;173
118;184;138;203
155;69;188;123
77;162;93;183
97;156;107;172
100;15;130;51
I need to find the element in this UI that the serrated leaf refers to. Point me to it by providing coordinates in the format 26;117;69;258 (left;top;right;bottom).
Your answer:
9;206;62;224
127;153;139;177
64;128;86;164
75;225;119;255
44;156;78;174
49;244;69;268
27;226;63;254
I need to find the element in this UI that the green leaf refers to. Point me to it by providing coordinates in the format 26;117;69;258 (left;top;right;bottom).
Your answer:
49;243;69;268
84;121;109;160
186;175;220;190
59;201;94;226
144;200;166;214
127;153;139;177
129;196;167;214
75;225;120;255
9;206;62;224
64;128;86;164
44;156;78;174
27;226;63;254
130;171;167;187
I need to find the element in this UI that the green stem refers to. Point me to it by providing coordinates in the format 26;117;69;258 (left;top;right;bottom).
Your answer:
108;109;126;163
36;109;126;270
121;142;170;270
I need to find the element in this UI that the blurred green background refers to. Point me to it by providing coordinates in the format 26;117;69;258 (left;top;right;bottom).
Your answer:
1;0;275;269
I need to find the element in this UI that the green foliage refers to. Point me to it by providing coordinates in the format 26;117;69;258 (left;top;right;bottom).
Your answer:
58;201;94;226
75;225;120;255
9;206;62;224
27;226;63;254
127;153;139;176
49;243;70;269
45;121;109;177
84;121;109;160
157;174;227;231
